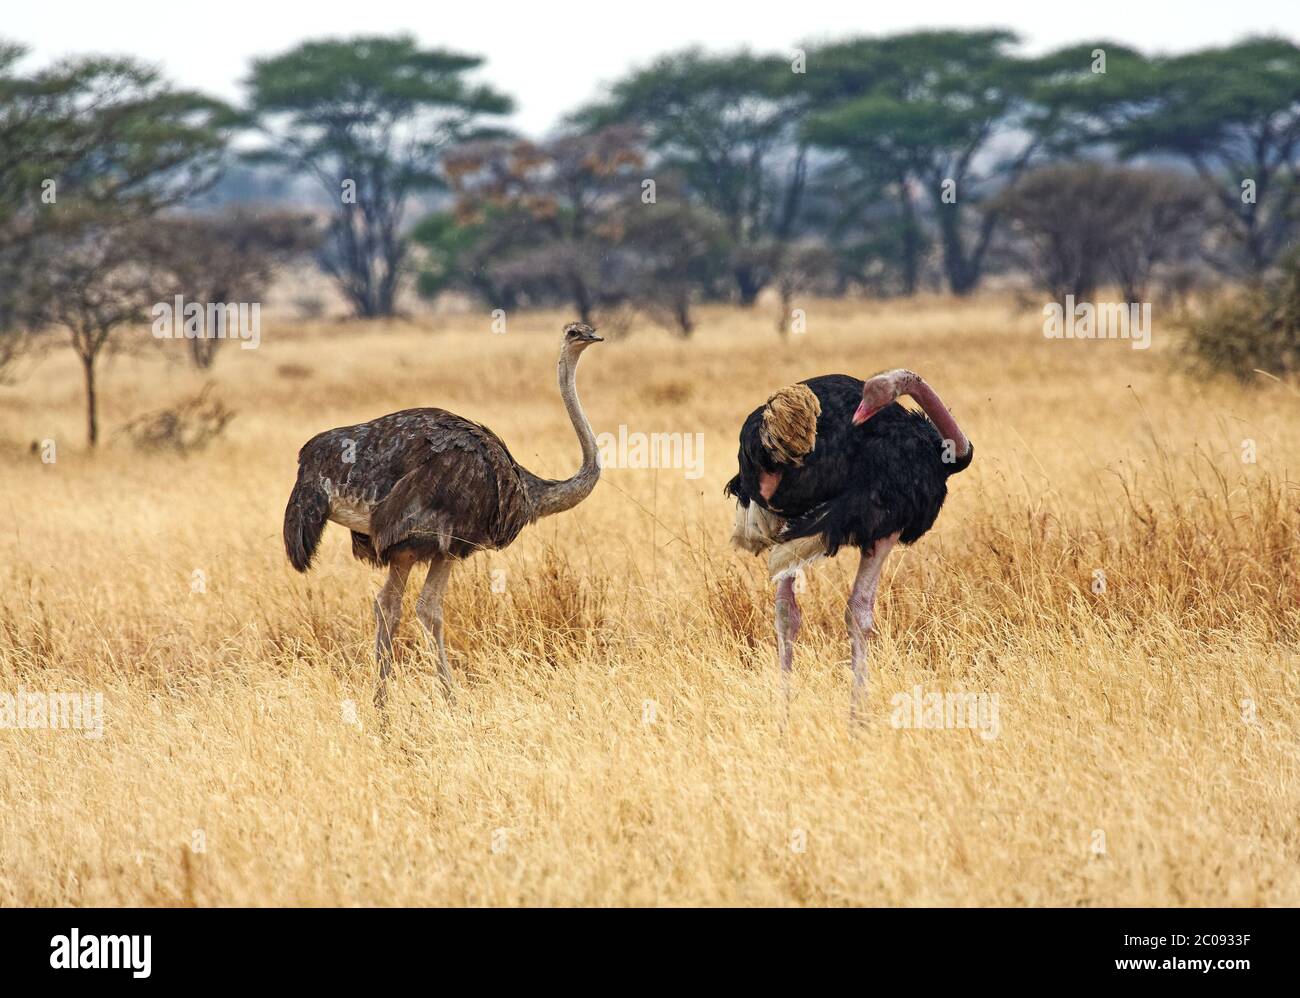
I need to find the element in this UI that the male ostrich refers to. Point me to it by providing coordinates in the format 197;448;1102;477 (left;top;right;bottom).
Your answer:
283;322;603;707
726;370;972;719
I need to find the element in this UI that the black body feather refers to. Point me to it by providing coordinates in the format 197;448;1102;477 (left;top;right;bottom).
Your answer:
725;374;972;557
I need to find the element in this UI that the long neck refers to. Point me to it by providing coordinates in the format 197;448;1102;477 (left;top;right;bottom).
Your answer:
525;346;600;519
902;372;970;458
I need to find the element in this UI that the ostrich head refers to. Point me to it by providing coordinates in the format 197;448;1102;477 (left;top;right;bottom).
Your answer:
563;321;603;353
853;369;912;426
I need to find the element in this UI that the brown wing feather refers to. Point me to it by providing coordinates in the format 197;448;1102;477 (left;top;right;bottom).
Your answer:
295;407;534;565
367;415;533;563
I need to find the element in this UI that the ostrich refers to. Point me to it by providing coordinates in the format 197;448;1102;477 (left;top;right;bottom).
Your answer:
283;321;603;708
725;370;973;719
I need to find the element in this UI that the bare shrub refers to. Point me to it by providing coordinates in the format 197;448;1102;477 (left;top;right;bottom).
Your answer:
1181;252;1300;381
996;163;1207;302
292;293;326;321
119;385;235;454
141;210;321;369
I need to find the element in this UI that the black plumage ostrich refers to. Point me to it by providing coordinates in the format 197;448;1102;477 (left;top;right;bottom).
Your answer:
283;322;603;707
726;370;973;719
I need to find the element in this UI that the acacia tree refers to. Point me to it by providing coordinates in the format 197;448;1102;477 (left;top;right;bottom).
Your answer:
244;35;512;318
575;49;809;305
807;31;1075;295
1104;173;1208;302
40;223;158;446
621;200;730;336
10;55;230;445
800;40;924;294
793;154;933;296
411;206;526;310
433;125;646;322
1073;38;1300;276
1;46;225;373
0;41;37;377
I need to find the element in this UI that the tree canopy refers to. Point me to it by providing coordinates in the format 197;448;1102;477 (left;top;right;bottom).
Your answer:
244;35;513;317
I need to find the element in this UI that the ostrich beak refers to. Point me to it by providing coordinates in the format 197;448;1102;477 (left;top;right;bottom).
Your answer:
852;401;878;426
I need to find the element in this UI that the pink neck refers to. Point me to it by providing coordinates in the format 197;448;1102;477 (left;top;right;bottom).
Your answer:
901;372;970;458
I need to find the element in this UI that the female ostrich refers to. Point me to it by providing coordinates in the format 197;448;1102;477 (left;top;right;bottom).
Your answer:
283;322;603;707
726;370;973;719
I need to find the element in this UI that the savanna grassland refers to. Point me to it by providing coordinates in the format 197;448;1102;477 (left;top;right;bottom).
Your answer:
1;296;1297;906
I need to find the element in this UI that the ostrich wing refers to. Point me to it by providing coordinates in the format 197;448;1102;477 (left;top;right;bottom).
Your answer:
780;406;953;552
368;414;534;563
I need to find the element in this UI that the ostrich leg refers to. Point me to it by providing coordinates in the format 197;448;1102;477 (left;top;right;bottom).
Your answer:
373;555;413;711
774;573;803;709
416;558;457;703
846;533;899;723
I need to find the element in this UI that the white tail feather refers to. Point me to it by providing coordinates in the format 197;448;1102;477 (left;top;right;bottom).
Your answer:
767;534;829;581
731;500;829;581
730;500;785;555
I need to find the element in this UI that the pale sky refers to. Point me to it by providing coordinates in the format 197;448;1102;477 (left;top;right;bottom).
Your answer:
7;0;1300;135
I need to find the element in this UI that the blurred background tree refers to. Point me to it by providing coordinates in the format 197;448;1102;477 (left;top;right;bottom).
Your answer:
243;35;512;318
3;25;1300;408
139;210;322;368
1048;37;1300;277
805;31;1060;296
575;49;808;306
428;125;645;323
996;163;1208;302
0;51;230;442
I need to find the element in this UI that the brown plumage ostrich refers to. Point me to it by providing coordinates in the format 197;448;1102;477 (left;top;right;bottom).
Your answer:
283;322;603;707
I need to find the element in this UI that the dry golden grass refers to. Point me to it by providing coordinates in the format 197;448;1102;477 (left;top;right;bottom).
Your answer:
1;296;1298;906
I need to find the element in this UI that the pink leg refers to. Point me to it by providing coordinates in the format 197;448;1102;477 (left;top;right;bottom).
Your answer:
846;533;899;723
775;574;802;708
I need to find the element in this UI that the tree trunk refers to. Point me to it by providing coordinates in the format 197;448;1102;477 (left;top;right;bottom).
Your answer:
1245;223;1270;277
937;209;970;296
330;213;398;319
897;179;920;296
81;352;98;448
735;267;763;307
191;289;226;370
937;207;986;296
375;244;403;317
675;298;694;338
570;274;593;325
